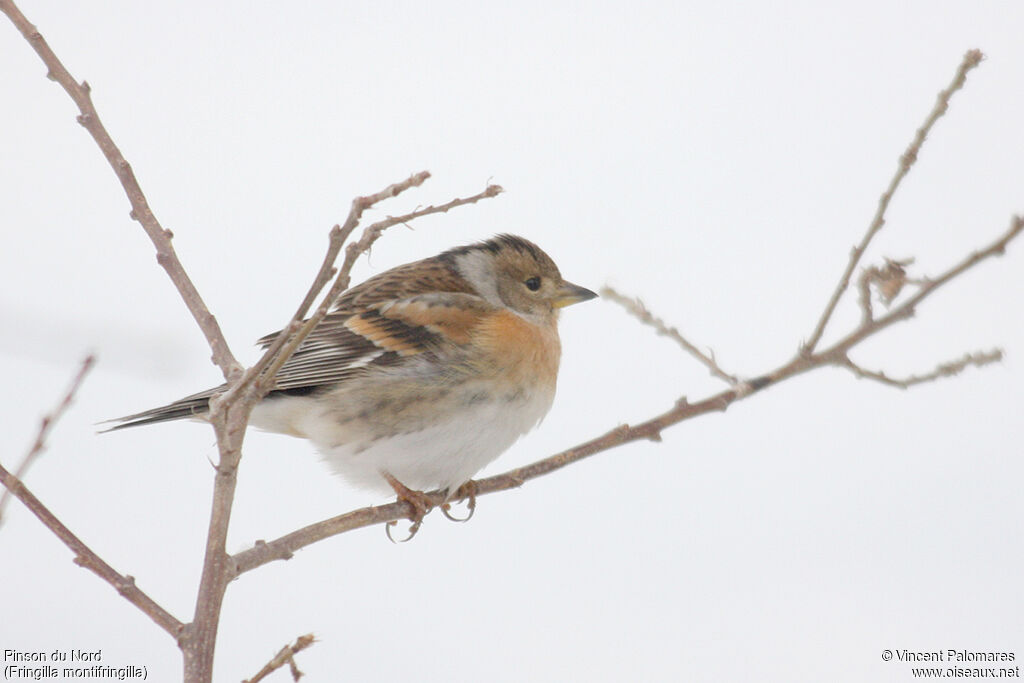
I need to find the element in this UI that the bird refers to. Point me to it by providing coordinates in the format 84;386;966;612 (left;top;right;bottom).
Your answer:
107;234;596;518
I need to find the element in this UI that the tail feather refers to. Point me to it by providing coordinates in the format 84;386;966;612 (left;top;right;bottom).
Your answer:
101;385;320;432
101;391;216;432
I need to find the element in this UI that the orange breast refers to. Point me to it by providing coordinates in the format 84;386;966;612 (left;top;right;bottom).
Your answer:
475;310;561;389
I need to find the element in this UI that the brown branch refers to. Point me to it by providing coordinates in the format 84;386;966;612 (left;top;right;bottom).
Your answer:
841;350;1003;389
803;49;984;353
242;634;316;683
231;212;1021;576
0;0;241;381
600;286;740;385
362;182;504;238
0;355;94;525
0;359;184;638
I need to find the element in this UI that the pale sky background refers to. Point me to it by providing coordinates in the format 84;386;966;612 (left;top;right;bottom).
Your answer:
1;2;1022;682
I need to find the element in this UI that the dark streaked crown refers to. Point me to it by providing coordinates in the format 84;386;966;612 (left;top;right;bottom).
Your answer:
439;234;557;273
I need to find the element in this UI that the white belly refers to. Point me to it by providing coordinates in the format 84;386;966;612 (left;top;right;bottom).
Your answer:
250;383;555;496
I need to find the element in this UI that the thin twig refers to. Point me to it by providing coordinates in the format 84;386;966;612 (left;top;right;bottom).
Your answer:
230;212;1021;575
0;0;240;380
600;286;740;385
242;634;316;683
841;350;1003;389
0;355;94;526
362;182;504;239
803;49;984;353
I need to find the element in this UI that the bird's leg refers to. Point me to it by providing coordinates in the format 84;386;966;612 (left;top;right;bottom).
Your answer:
383;471;434;542
441;480;477;523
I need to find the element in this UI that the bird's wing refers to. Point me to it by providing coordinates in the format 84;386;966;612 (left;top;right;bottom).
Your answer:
263;291;495;391
258;257;486;391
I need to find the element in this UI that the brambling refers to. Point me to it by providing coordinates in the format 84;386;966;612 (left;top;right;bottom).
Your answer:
109;234;596;509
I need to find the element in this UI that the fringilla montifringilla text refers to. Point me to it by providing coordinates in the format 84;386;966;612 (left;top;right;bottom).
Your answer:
109;234;596;498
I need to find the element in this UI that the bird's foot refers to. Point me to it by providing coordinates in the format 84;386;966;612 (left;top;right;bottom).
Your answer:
383;472;434;543
441;480;477;523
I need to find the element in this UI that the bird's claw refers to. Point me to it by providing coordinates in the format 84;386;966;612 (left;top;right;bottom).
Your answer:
441;480;477;523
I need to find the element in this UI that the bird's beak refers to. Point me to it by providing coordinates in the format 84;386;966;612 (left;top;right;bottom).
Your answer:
553;281;599;308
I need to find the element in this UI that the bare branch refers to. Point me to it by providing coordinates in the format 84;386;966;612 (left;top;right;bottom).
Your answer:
841;350;1003;389
0;355;94;526
600;286;740;385
242;634;316;683
363;182;504;238
0;0;241;380
804;49;984;353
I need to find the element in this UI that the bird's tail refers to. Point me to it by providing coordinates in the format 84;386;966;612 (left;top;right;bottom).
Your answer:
100;388;218;432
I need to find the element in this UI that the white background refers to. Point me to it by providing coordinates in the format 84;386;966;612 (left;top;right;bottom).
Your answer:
1;2;1022;682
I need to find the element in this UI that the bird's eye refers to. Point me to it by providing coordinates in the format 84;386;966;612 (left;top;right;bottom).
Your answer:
524;276;542;291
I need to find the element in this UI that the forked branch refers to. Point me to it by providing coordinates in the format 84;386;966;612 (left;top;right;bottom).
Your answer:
803;49;984;353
